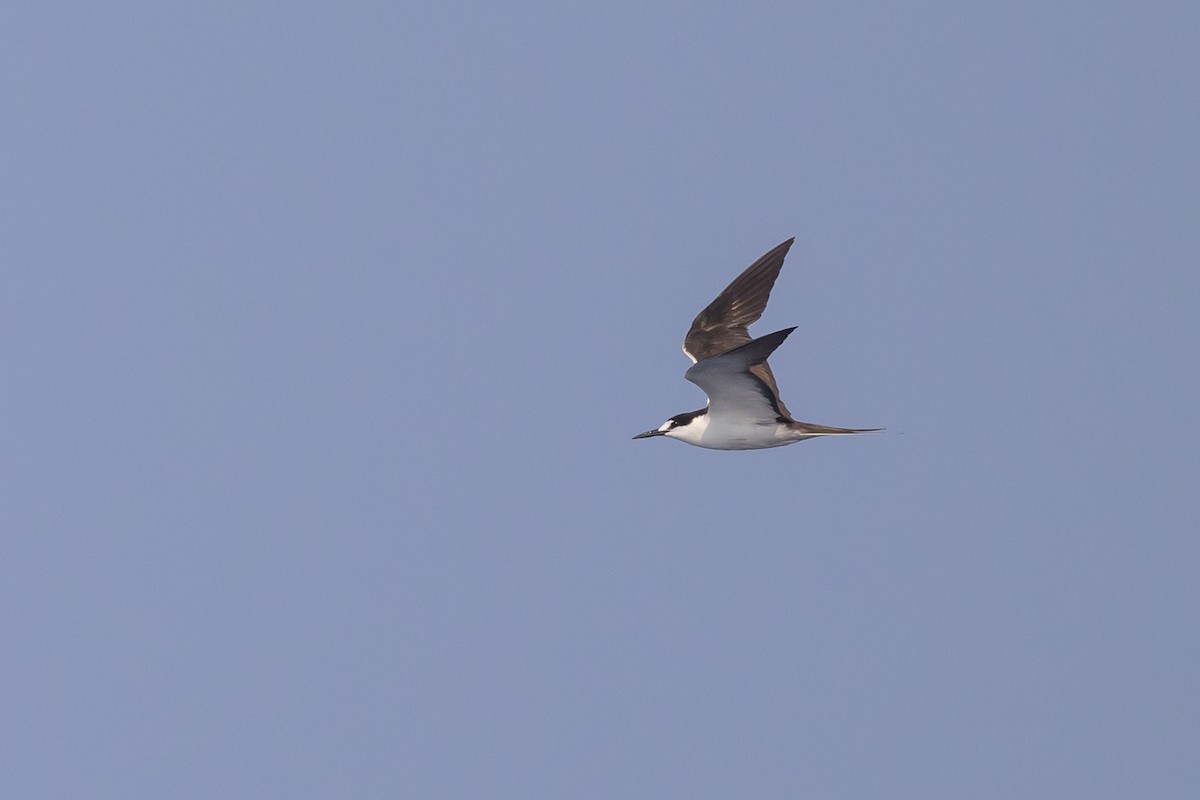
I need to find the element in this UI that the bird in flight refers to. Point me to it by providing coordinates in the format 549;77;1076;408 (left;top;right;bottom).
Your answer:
633;238;879;450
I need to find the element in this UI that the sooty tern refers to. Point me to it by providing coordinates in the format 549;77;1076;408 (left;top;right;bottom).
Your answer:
633;238;879;450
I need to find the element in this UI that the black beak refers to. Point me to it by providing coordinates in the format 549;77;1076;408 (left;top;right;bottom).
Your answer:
632;429;665;439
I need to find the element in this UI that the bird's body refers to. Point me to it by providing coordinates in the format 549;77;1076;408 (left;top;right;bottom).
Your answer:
633;238;878;450
654;412;807;451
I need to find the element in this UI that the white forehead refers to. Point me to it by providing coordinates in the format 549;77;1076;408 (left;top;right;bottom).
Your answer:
658;421;673;432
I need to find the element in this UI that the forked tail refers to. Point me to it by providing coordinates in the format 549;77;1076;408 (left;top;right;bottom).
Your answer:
787;422;883;435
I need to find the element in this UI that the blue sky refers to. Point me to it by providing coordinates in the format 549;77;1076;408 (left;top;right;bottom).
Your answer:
2;3;1197;798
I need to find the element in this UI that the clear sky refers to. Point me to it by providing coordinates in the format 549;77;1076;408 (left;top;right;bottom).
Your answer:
3;2;1197;798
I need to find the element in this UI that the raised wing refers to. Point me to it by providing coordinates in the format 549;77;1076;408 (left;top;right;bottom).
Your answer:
683;238;796;417
683;238;794;361
685;328;796;422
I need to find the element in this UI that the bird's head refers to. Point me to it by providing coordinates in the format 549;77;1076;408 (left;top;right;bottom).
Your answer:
632;409;707;442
